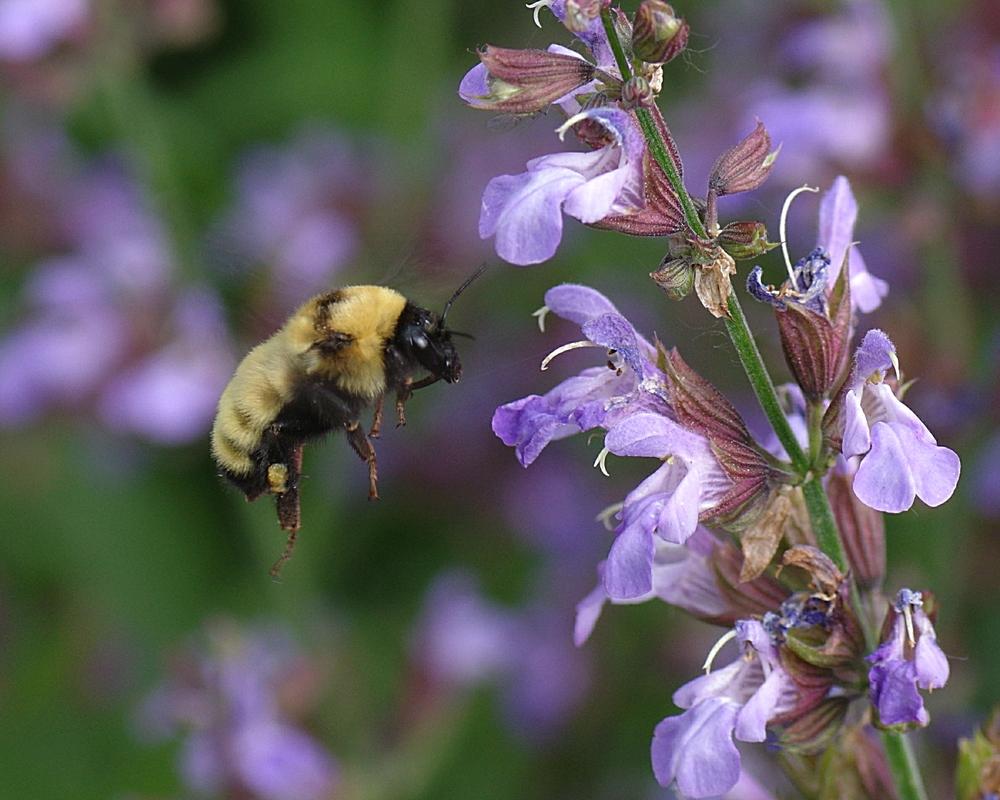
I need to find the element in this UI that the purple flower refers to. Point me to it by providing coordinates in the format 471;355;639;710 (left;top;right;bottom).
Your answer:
492;283;667;466
651;620;796;798
817;176;888;314
479;107;646;264
413;571;590;738
842;329;960;512
574;527;730;645
747;176;887;315
525;0;616;68
867;589;949;729
138;620;339;800
600;412;733;598
221;127;363;311
0;0;88;62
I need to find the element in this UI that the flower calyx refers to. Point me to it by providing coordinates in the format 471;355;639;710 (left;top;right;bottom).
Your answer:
750;248;853;403
659;345;778;525
632;0;689;65
465;45;604;115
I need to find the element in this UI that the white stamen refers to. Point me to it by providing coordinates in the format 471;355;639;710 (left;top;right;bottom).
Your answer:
595;502;624;530
779;184;820;288
556;111;622;147
702;628;738;675
525;0;551;28
593;446;612;477
540;340;602;370
532;305;550;333
903;601;916;648
889;349;900;382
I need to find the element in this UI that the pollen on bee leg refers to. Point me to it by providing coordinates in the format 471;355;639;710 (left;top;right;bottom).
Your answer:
267;463;290;494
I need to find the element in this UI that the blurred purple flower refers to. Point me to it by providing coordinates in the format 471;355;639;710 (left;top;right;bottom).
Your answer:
749;1;893;179
842;330;960;512
138;619;339;800
651;619;797;798
413;570;590;738
973;432;1000;517
221;127;364;310
0;0;88;62
867;589;949;728
932;41;1000;199
492;283;668;466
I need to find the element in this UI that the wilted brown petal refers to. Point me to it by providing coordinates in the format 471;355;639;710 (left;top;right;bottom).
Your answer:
780;545;844;598
710;540;790;621
738;487;802;582
692;247;736;319
709;119;779;196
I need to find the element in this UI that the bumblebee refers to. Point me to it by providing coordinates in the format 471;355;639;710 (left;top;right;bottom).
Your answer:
211;275;478;575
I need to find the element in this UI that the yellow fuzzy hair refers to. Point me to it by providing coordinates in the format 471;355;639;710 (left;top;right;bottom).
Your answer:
288;285;407;399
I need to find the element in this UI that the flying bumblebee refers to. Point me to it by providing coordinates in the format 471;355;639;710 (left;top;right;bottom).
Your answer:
211;272;481;575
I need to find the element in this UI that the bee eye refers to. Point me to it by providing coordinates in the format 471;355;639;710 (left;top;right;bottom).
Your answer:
412;333;429;349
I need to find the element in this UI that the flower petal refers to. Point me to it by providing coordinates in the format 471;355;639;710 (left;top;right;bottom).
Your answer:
479;168;584;265
853;422;917;512
543;283;619;324
651;699;742;798
603;524;654;600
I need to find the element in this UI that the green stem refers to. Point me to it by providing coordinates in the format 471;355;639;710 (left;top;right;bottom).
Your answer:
881;730;930;800
801;476;847;572
599;8;706;239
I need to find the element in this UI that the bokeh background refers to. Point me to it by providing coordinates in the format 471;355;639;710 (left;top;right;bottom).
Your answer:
0;0;998;798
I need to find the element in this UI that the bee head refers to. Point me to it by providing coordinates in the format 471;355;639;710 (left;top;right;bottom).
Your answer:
397;306;462;383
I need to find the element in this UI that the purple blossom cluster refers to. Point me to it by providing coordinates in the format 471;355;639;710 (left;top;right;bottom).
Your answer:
460;3;962;795
412;570;591;738
138;619;339;800
0;137;233;443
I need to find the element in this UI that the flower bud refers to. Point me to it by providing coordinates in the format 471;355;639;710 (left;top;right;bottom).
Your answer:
650;256;693;300
717;220;778;260
620;75;654;109
632;0;689;65
708;120;780;197
827;471;885;589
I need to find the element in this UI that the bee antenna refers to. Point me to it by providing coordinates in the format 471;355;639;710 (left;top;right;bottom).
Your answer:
440;263;489;327
449;330;476;340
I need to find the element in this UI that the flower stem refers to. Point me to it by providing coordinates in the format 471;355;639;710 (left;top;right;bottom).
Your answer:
881;730;930;800
599;8;707;239
800;475;847;572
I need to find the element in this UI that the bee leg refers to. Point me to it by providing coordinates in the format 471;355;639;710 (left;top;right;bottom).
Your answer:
395;379;412;428
269;444;303;579
345;421;379;500
395;375;441;427
369;395;384;439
